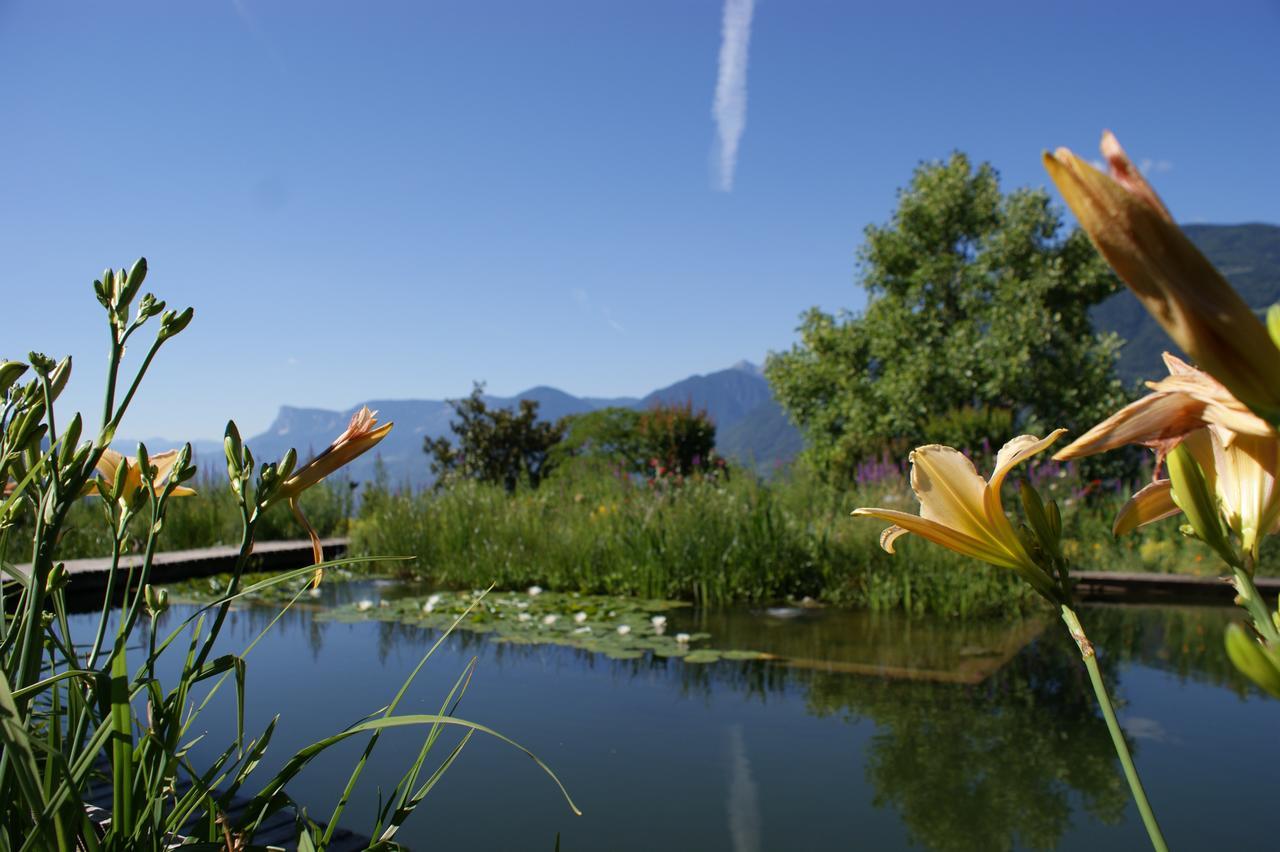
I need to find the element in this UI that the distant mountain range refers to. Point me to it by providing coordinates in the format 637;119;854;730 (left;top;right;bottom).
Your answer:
1093;223;1280;383
123;223;1277;487
121;360;804;488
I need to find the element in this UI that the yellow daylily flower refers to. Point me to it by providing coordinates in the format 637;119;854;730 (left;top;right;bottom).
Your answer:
275;406;392;580
89;448;196;505
1044;132;1280;424
853;431;1066;596
1055;353;1273;468
1113;427;1280;558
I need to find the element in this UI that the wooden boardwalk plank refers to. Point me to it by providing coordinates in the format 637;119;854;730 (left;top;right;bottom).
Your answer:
8;538;349;594
1073;569;1279;602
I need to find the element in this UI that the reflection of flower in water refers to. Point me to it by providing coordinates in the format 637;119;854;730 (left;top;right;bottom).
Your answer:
726;724;761;852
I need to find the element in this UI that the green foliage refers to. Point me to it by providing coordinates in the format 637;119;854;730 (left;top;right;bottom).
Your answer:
553;406;647;472
353;455;1259;615
766;152;1130;481
636;400;717;477
352;464;1041;615
919;405;1015;458
555;402;721;481
0;261;571;848
426;382;567;492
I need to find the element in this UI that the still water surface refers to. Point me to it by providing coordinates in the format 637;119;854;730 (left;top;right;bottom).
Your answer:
77;580;1277;850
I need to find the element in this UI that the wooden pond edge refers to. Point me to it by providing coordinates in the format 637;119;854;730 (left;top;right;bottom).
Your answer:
8;540;1273;606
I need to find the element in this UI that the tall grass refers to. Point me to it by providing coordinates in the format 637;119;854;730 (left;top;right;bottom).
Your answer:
349;458;1249;617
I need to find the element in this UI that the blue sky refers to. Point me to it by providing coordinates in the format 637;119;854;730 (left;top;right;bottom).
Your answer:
2;0;1277;441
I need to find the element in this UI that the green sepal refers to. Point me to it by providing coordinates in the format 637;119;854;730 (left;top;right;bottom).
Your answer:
1225;622;1280;699
1167;443;1237;566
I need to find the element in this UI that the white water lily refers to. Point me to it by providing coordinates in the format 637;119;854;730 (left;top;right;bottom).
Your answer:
517;613;532;622
356;600;374;612
542;614;559;626
651;615;667;634
527;585;543;597
573;612;588;624
675;633;691;644
422;593;443;614
616;625;632;636
573;626;592;635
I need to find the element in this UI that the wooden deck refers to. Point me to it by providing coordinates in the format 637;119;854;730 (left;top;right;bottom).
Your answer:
11;540;1275;606
10;538;349;596
1072;569;1280;603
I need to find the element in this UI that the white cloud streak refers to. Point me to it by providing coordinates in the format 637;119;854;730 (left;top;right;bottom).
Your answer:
712;0;756;192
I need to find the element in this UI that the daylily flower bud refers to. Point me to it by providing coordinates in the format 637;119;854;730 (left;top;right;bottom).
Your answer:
46;562;68;592
48;356;72;402
0;361;27;395
144;584;169;617
1224;623;1280;699
1166;443;1236;566
158;307;194;341
118;257;147;308
1044;132;1280;425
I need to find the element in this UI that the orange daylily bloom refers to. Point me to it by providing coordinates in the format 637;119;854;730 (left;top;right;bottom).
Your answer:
1044;132;1280;424
1055;353;1272;468
89;448;196;504
276;406;393;502
853;431;1066;599
275;406;392;578
1113;427;1280;557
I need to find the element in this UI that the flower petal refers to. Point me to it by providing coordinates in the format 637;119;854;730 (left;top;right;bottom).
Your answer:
990;431;1067;496
908;445;991;543
1054;392;1207;462
1148;374;1273;439
1113;479;1179;537
1044;136;1280;423
879;524;909;554
852;507;1026;570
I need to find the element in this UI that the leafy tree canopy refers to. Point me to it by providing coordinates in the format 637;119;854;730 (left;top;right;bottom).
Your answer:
766;152;1129;481
425;383;566;492
555;402;721;480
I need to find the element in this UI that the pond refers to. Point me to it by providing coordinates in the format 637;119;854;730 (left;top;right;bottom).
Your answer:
74;579;1278;851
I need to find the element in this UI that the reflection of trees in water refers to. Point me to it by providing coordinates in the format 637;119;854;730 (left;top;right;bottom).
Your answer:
806;631;1128;852
168;598;1251;852
1082;605;1252;697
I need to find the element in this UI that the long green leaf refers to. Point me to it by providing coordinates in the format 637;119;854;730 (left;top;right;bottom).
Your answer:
240;713;581;838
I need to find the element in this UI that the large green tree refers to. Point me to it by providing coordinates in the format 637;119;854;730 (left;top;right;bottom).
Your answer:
425;383;567;492
766;153;1129;480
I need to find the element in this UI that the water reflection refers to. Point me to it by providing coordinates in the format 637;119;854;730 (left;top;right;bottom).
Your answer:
146;585;1260;851
725;724;761;852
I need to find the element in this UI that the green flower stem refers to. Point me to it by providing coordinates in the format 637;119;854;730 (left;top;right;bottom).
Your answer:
1231;563;1280;645
1061;606;1168;852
